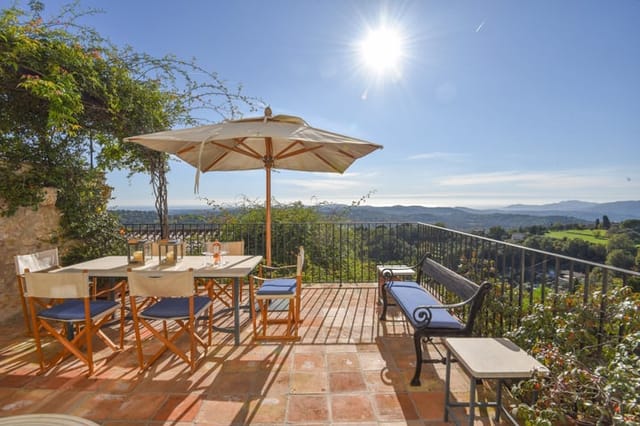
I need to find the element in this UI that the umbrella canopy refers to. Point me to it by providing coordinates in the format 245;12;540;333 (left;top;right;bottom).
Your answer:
125;110;383;265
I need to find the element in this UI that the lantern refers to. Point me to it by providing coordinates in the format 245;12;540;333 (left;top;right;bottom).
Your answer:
158;239;184;265
127;239;152;265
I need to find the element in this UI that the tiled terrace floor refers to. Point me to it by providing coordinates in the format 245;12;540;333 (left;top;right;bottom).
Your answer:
0;284;509;425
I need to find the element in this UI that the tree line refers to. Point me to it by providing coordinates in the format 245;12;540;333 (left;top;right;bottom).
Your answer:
479;219;640;271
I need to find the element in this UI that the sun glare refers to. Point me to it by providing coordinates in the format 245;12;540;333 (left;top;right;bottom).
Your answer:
359;26;405;77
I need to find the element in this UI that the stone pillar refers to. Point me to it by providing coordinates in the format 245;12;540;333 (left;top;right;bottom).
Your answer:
0;188;61;324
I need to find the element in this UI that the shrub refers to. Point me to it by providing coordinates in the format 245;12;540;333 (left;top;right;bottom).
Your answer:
506;287;640;425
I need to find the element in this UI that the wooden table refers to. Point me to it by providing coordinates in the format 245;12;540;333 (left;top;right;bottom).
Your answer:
444;337;549;425
58;255;263;345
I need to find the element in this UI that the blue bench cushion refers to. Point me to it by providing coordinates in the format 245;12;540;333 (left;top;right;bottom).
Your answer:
387;281;463;329
38;300;118;322
256;278;296;296
140;296;211;320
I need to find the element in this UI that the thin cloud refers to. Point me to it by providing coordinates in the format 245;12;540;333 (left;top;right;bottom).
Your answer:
437;169;629;190
408;152;467;161
278;172;378;191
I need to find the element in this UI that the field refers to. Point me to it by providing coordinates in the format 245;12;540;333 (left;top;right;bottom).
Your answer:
545;229;609;245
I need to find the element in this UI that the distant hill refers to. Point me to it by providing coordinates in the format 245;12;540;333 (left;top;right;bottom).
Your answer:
500;200;640;222
331;205;589;231
111;200;639;231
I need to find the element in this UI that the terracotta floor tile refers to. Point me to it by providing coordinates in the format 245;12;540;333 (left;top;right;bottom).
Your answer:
287;394;329;423
22;373;83;391
362;369;407;393
326;352;360;371
153;393;202;422
330;394;376;422
358;350;389;370
324;344;358;353
0;388;54;415
247;395;287;424
206;371;262;397
292;352;325;372
73;392;167;421
34;390;93;415
373;392;420;421
196;395;248;425
262;371;290;396
0;285;502;425
411;391;446;421
0;373;37;388
328;371;366;393
293;343;326;354
290;371;328;393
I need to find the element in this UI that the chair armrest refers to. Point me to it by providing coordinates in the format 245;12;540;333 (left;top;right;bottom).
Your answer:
94;279;126;299
258;263;297;278
251;275;296;284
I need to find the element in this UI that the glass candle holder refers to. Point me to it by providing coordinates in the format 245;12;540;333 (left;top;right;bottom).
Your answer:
158;239;184;265
127;239;152;265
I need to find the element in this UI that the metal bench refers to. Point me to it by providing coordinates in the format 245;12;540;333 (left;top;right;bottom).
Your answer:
379;254;492;386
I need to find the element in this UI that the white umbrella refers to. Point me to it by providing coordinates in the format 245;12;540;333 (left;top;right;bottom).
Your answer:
125;109;383;265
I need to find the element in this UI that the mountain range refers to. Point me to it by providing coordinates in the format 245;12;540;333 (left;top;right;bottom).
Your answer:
499;200;640;221
113;200;640;232
336;200;639;230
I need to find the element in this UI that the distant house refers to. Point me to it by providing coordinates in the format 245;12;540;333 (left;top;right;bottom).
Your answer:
510;232;526;242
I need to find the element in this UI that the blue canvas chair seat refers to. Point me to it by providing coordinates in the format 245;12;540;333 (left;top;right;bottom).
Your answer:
140;297;212;320
127;269;213;373
256;279;297;296
38;299;120;322
24;269;125;376
249;246;304;341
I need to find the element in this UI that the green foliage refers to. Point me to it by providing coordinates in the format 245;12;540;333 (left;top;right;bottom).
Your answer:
1;2;255;261
545;229;609;246
526;234;607;264
52;168;127;263
505;287;640;424
607;249;636;270
607;233;637;253
486;225;510;241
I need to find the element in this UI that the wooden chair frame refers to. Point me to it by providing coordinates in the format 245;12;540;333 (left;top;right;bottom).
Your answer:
24;269;125;376
14;248;61;335
127;268;213;373
249;246;304;341
204;241;245;307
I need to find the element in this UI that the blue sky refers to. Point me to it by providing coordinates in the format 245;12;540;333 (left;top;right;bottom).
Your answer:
34;1;640;209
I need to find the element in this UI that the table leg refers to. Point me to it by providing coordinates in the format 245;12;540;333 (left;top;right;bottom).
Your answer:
444;349;452;422
469;374;476;426
495;379;503;422
233;277;240;345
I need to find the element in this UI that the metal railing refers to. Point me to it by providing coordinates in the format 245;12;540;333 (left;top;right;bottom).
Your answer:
122;220;639;292
122;220;640;352
121;221;639;421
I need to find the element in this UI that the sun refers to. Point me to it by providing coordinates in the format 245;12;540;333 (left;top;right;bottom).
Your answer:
358;25;406;78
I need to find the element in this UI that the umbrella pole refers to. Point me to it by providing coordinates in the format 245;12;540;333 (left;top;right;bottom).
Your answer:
265;165;272;266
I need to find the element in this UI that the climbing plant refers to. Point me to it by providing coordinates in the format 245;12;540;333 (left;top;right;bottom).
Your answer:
0;1;256;259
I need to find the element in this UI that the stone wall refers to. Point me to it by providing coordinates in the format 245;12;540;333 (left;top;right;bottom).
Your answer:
0;188;61;325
